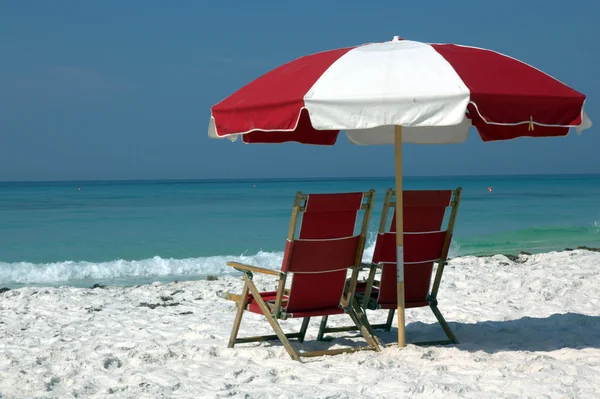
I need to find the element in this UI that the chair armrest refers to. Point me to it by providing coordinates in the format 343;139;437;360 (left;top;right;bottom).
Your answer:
226;262;283;277
217;291;241;301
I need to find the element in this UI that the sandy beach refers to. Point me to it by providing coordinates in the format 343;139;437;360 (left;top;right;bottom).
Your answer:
1;249;599;398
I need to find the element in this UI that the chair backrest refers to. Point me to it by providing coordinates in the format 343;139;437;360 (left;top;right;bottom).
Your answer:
372;188;461;308
280;190;375;315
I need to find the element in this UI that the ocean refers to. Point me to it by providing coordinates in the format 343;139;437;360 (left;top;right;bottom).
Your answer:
1;175;598;288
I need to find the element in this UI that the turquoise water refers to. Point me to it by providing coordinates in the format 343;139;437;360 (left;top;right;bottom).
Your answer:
1;175;598;288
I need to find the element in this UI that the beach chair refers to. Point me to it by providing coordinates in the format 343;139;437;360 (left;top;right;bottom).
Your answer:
219;190;382;361
318;188;462;346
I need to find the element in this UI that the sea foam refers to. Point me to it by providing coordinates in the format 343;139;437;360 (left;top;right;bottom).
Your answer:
0;252;283;286
0;234;462;286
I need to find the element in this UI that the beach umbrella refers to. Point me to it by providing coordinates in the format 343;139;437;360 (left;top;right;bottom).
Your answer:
207;37;592;348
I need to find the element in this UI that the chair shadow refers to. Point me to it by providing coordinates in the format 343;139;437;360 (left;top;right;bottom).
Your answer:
375;312;600;353
241;336;378;356
240;328;381;354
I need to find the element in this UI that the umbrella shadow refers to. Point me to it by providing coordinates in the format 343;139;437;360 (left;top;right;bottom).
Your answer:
376;312;600;353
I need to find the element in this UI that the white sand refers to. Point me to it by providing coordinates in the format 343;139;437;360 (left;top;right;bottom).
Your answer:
1;249;600;398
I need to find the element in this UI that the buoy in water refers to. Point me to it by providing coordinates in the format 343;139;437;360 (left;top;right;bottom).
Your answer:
487;186;492;192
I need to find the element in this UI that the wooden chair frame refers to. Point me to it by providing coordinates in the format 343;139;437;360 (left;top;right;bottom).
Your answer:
219;190;382;361
318;187;462;346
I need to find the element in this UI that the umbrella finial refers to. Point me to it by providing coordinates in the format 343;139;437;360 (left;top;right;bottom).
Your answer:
392;36;403;42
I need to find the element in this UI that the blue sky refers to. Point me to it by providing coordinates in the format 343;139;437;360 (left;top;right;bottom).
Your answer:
0;0;598;181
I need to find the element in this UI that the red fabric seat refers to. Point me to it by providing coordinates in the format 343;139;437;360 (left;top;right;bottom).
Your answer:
252;192;367;318
247;291;287;314
246;291;346;317
369;190;452;309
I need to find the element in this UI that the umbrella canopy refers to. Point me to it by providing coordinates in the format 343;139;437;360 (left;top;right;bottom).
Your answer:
209;37;591;144
208;37;592;349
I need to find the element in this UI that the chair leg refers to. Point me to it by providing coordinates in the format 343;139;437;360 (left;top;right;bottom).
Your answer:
243;275;301;361
384;309;395;332
430;304;458;344
317;316;329;341
299;317;310;343
348;300;382;351
228;282;250;348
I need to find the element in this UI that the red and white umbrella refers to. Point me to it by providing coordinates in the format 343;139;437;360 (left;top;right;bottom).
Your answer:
208;37;592;347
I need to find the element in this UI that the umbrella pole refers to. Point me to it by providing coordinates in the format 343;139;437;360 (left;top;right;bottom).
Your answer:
394;125;406;348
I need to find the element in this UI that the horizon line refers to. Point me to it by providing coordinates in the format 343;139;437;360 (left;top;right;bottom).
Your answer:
1;172;599;184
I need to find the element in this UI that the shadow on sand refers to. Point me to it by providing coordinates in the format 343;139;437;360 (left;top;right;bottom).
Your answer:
375;312;600;353
233;313;600;355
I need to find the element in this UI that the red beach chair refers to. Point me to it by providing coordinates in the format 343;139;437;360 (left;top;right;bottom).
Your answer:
318;188;462;345
220;190;382;360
